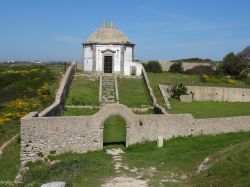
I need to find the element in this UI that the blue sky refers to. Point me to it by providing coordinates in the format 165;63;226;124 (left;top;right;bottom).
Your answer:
0;0;250;61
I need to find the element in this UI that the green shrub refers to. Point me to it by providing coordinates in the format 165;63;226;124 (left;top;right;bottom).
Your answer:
171;83;187;99
169;62;184;73
218;52;248;76
235;72;248;80
143;61;162;73
244;77;250;85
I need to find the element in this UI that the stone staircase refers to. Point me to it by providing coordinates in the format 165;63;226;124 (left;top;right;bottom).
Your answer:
101;74;117;104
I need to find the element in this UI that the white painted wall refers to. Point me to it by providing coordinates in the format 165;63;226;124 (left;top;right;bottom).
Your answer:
95;45;121;72
83;44;142;76
83;46;93;71
124;46;142;76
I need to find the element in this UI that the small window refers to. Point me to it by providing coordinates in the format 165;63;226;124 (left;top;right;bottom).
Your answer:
130;66;136;75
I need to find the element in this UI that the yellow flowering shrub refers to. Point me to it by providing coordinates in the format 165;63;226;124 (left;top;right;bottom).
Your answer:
7;99;30;110
227;79;236;84
30;68;40;72
4;98;41;120
200;74;210;82
0;116;11;126
37;82;51;103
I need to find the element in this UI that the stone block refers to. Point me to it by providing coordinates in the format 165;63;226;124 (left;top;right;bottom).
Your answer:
41;182;65;187
180;95;192;102
157;136;163;148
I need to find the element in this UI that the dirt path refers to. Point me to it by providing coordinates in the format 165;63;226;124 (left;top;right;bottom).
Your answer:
102;148;148;187
0;134;19;158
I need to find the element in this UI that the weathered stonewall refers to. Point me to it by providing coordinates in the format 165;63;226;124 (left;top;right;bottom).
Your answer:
180;95;192;102
41;181;65;187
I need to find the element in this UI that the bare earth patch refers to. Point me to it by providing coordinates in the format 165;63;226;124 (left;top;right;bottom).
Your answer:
103;148;148;187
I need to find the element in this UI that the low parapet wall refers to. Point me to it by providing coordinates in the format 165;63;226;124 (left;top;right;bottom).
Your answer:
141;67;167;114
21;103;250;164
160;85;250;102
187;86;250;102
38;62;76;117
159;61;212;72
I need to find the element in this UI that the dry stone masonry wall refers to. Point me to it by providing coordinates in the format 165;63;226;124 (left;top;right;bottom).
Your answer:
20;63;250;165
160;85;250;102
187;86;250;102
21;103;250;164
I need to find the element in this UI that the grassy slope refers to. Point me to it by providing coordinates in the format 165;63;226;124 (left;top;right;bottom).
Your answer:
0;121;19;147
0;137;20;182
0;64;63;145
123;132;250;186
62;108;99;116
148;72;250;105
21;151;115;187
168;98;250;118
66;75;99;106
103;115;126;143
20;132;250;186
189;140;250;187
147;72;250;118
118;78;152;107
0;64;64;184
148;72;250;88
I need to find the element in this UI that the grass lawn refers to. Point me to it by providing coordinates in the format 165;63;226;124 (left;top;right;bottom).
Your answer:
188;140;250;186
168;98;250;118
21;151;115;187
118;77;152;107
0;121;19;147
103;115;126;144
62;108;99;116
123;132;250;186
66;75;99;106
0;136;20;183
147;72;250;106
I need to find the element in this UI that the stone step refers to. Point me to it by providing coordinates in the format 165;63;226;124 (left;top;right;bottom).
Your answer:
101;74;116;104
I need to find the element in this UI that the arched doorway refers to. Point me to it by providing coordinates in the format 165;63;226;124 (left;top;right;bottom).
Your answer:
103;115;126;146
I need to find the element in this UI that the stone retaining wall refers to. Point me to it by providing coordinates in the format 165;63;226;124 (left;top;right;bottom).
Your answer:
187;86;250;102
141;67;167;114
160;85;250;102
21;103;250;164
159;61;213;71
38;62;76;117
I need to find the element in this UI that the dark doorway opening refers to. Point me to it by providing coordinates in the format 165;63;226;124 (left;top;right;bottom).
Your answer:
104;56;113;73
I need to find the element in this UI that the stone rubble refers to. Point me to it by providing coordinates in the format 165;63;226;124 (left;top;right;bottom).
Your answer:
102;74;116;103
103;148;148;187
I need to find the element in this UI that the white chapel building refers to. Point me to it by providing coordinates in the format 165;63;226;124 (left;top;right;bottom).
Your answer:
82;21;142;76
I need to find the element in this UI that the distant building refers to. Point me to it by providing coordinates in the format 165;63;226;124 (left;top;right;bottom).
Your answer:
82;21;142;76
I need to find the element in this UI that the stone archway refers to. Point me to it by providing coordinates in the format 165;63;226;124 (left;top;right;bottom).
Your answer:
103;115;127;146
90;104;138;148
